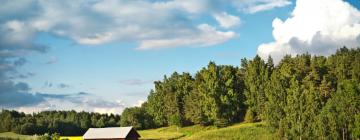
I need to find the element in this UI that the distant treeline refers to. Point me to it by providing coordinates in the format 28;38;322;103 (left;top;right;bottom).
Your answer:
121;47;360;139
0;110;120;136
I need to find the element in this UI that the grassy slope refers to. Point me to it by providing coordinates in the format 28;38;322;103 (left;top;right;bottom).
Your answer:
181;122;278;140
138;124;217;139
138;122;277;140
0;122;277;140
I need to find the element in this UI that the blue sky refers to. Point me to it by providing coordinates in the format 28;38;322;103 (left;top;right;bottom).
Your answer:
1;0;360;114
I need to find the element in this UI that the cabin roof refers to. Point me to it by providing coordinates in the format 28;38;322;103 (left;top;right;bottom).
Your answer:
83;127;137;139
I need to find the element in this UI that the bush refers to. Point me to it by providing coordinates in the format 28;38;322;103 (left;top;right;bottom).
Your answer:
244;109;255;123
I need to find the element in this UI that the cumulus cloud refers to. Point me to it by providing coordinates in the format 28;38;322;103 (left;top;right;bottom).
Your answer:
257;0;360;63
213;12;241;28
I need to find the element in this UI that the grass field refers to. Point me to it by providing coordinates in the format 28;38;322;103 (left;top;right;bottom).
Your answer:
181;122;278;140
0;122;277;140
137;122;277;140
59;136;83;140
138;123;217;139
0;132;38;140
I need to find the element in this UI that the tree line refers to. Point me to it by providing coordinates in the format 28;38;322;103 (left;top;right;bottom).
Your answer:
0;110;120;136
1;47;359;139
122;47;360;139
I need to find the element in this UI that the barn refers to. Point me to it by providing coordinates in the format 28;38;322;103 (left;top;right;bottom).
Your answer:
83;127;140;140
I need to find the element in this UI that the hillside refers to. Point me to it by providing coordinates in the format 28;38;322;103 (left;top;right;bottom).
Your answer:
0;122;276;140
138;122;277;140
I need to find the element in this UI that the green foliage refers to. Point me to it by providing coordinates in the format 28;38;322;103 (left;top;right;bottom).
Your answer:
244;109;255;123
262;48;360;139
0;110;120;136
243;55;272;120
120;106;154;130
353;114;360;138
140;47;360;139
147;72;195;127
36;133;60;140
191;62;246;126
145;62;246;127
37;133;51;140
51;133;60;140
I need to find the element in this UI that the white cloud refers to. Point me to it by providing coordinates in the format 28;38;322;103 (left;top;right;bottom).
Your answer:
0;0;234;49
246;0;292;14
214;12;241;28
138;24;236;50
257;0;360;63
135;100;145;107
75;33;113;45
2;20;35;45
0;0;291;51
231;0;292;14
119;79;153;86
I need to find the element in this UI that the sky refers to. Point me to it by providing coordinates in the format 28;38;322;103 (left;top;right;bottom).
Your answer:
0;0;360;114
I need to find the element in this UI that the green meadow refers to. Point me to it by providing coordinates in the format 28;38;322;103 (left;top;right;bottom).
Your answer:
138;122;277;140
0;122;276;140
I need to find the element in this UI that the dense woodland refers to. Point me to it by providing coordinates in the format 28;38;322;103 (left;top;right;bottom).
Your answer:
0;110;120;136
1;47;360;139
122;47;360;139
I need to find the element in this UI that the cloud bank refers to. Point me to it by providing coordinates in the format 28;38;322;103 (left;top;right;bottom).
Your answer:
0;0;291;50
257;0;360;63
0;87;126;114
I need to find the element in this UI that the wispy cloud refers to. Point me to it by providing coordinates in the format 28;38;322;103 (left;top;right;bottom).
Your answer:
138;24;236;50
57;83;71;89
244;0;292;14
45;56;58;64
213;12;241;29
119;79;153;86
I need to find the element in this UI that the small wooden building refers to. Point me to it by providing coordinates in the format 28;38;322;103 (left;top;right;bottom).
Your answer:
83;127;140;140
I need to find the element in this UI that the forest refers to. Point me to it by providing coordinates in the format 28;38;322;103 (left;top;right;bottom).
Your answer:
1;47;359;139
0;110;120;136
122;47;360;139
